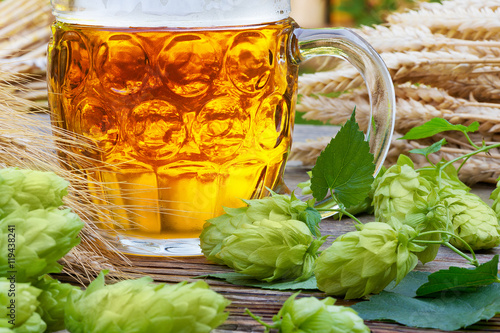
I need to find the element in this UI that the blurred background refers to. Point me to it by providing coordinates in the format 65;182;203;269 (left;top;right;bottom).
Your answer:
291;0;442;28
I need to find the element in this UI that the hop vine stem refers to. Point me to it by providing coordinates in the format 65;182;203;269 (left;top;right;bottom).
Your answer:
411;230;479;266
441;141;500;173
315;208;363;226
244;309;276;332
463;131;481;150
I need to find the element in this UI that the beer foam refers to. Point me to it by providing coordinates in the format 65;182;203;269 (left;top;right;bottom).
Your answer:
51;0;291;27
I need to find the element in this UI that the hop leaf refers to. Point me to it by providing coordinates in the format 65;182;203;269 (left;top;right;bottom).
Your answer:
0;206;84;282
314;222;418;299
271;293;370;333
200;193;318;264
218;219;325;282
0;278;46;333
310;111;375;208
401;118;479;140
33;275;82;332
65;272;230;333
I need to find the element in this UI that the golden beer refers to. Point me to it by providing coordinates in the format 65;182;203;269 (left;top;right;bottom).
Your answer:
48;20;298;244
48;0;396;256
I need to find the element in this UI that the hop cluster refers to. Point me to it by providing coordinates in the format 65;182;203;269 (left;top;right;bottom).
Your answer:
0;167;233;333
65;272;230;333
0;168;84;282
200;193;323;282
373;155;500;258
0;168;85;333
200;193;316;264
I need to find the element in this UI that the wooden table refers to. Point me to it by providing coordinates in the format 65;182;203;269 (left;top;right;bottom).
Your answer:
55;125;500;332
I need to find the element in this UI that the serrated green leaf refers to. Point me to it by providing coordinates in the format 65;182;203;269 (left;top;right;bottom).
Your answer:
416;255;500;296
409;138;447;157
352;283;500;331
298;207;321;237
384;271;431;297
401;118;479;140
198;272;318;290
466;122;480;133
310;111;375;208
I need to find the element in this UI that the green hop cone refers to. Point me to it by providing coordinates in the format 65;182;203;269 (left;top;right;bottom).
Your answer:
0;206;84;282
315;221;420;299
65;272;229;333
418;162;470;192
33;275;82;332
438;188;500;250
402;188;448;265
199;206;253;264
266;293;370;333
372;155;432;223
490;176;500;219
0;278;47;333
0;168;69;218
200;192;319;264
218;219;326;282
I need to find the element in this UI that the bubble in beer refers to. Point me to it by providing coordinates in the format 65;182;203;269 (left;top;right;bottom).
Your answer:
159;34;220;97
255;93;288;150
96;34;148;95
59;31;90;91
74;99;119;155
192;96;249;160
126;99;186;161
227;32;272;94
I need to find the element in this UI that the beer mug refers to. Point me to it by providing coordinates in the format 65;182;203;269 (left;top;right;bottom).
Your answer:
47;0;395;256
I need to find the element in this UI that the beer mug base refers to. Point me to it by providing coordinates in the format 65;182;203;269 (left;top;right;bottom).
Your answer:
112;235;202;257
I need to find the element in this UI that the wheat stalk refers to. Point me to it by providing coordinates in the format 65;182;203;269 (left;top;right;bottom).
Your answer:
425;73;500;102
0;0;51;109
0;69;138;280
419;0;500;11
298;84;500;136
358;24;500;55
298;50;500;96
388;5;500;41
289;136;331;166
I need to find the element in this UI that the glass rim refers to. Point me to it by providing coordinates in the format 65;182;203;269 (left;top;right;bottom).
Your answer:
51;0;291;27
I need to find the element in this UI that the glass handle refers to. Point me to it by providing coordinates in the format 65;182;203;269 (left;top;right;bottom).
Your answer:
294;28;396;215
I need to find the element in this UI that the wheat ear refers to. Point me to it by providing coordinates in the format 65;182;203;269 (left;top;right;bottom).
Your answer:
298;50;499;96
388;7;500;41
